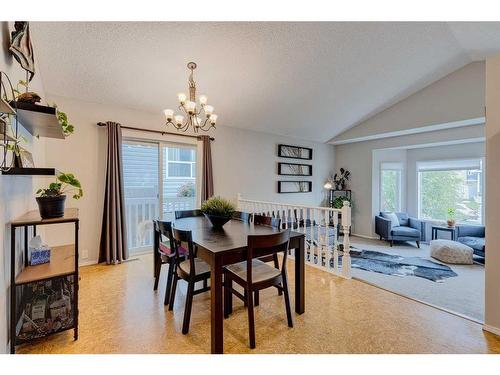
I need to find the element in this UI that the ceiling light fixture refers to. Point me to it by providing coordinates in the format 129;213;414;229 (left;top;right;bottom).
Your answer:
163;62;218;133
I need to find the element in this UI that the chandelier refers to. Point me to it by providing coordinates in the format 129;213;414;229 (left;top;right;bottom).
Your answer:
163;62;218;133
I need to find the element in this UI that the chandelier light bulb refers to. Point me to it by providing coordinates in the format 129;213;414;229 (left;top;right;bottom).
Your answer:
185;101;196;114
210;114;218;125
195;116;202;126
199;95;208;105
177;92;187;104
163;109;174;121
204;105;214;116
174;115;184;125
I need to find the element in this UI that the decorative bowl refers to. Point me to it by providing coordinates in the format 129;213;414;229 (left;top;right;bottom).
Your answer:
203;213;231;229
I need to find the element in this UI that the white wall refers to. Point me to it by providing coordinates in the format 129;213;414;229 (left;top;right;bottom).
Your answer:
42;95;335;264
484;55;500;336
0;22;47;353
332;62;485;144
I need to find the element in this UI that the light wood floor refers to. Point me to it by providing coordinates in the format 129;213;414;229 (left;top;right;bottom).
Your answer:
17;253;500;354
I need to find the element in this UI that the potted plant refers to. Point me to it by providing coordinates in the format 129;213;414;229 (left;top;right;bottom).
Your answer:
36;173;83;219
201;196;236;229
332;196;353;209
447;208;456;228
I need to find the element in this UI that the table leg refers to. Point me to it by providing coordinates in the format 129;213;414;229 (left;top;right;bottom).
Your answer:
295;236;305;314
210;255;224;354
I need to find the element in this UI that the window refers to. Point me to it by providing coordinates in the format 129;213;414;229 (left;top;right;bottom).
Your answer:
122;140;198;254
417;159;484;224
380;162;403;212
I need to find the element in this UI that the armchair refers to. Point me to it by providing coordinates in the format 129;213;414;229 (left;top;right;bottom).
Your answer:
456;224;485;258
375;212;425;247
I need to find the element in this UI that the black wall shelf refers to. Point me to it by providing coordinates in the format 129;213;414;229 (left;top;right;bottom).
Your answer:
9;101;65;139
2;167;60;176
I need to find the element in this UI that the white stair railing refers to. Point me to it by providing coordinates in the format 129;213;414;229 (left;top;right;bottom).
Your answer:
237;194;352;278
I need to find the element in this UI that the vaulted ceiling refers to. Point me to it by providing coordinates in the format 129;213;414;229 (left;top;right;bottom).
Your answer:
30;22;500;142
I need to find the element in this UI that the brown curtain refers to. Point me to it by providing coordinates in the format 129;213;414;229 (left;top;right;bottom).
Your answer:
200;135;214;202
99;121;128;264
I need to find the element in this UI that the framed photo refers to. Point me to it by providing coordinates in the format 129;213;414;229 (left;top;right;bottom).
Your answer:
15;147;35;168
278;181;312;193
278;162;312;176
278;144;313;160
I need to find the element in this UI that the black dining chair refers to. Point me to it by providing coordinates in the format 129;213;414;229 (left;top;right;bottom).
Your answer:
232;211;251;223
174;209;203;220
153;220;187;305
252;214;282;305
223;229;293;349
169;227;211;334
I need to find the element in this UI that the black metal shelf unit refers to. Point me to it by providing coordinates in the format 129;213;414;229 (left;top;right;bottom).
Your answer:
9;209;79;354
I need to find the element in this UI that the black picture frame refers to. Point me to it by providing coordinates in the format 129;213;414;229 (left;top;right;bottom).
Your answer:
278;144;313;160
278;181;312;193
278;162;312;176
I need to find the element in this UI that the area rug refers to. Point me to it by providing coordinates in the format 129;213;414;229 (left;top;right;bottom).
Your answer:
340;249;458;282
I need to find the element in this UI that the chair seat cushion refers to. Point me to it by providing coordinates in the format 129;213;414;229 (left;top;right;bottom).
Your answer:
159;241;187;256
226;259;281;284
391;226;420;238
457;236;485;252
430;239;473;264
178;258;210;276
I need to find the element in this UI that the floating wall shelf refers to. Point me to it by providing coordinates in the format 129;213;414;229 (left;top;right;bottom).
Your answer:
2;167;60;176
9;101;65;139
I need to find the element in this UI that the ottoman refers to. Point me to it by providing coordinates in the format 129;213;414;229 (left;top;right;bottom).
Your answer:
430;239;473;264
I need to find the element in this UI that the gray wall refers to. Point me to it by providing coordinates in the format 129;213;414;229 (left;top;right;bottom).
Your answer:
332;62;485;143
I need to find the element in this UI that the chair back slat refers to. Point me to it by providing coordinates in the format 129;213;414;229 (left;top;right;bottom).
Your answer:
253;214;281;229
171;227;197;276
154;220;174;254
175;209;202;220
246;229;290;285
233;211;251;223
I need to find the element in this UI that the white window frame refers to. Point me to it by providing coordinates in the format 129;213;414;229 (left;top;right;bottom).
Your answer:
416;158;484;224
379;162;403;212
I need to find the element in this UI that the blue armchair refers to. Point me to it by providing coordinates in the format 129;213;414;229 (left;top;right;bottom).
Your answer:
375;212;425;248
456;225;485;258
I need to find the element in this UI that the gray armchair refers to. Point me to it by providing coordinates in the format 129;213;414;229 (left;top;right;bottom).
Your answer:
456;225;485;258
375;212;425;247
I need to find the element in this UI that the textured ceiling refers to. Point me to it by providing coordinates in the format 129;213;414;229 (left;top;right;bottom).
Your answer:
29;22;500;142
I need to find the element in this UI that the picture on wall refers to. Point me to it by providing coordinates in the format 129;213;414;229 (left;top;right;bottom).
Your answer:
278;162;312;176
278;181;312;193
278;144;313;160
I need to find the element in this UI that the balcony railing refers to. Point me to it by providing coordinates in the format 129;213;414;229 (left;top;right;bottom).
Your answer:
237;194;352;278
124;196;195;251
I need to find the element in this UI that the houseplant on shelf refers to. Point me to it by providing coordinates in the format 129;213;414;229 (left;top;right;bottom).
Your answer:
447;208;456;228
332;195;353;210
201;196;236;229
36;173;83;219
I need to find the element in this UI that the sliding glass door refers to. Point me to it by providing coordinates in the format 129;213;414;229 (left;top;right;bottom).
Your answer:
122;139;198;254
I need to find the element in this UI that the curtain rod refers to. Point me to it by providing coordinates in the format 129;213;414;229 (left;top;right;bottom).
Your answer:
96;122;214;141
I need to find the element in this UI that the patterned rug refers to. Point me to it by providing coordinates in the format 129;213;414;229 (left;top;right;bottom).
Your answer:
342;249;458;282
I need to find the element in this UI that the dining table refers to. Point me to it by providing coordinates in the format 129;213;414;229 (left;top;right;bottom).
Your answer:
173;215;306;354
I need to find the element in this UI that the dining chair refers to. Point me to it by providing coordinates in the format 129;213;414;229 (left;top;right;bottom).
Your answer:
153;220;187;305
252;214;282;304
169;227;211;334
174;209;203;220
223;229;293;349
232;211;251;223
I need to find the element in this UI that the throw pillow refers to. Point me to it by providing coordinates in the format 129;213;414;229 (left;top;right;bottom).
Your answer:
382;212;400;228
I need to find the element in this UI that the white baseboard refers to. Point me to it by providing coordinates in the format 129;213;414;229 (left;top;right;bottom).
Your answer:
79;259;98;267
483;324;500;336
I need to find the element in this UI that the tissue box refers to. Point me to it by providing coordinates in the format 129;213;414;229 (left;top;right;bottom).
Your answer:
30;246;51;265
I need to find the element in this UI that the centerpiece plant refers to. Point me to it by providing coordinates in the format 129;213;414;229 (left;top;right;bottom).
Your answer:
201;196;236;229
36;173;83;218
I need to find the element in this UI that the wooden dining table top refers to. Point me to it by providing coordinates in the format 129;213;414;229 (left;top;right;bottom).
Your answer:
172;216;304;255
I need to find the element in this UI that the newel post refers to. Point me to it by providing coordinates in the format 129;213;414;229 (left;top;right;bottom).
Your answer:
341;200;352;278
